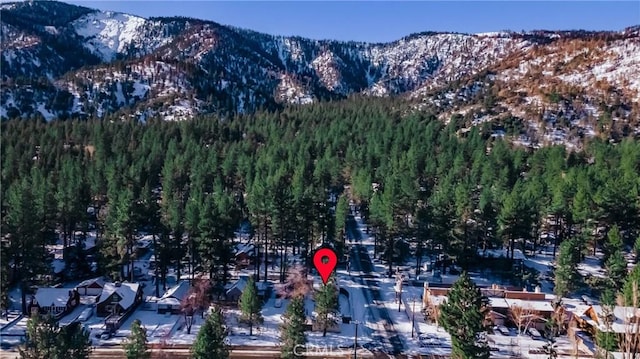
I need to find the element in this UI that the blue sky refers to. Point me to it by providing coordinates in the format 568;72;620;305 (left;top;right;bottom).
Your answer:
60;1;640;43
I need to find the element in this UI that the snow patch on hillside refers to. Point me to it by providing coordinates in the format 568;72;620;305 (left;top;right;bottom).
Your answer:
276;73;314;104
73;11;146;61
2;50;16;66
312;50;345;93
283;37;305;63
0;2;17;10
115;81;126;105
44;26;59;35
132;81;150;99
36;103;55;121
161;99;197;121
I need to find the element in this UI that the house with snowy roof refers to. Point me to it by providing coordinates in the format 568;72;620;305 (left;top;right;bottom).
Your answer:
157;280;190;314
75;276;106;296
96;282;143;317
225;276;249;302
570;304;640;352
423;283;555;331
29;288;80;319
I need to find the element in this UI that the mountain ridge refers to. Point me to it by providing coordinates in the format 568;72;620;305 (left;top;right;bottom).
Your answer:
1;0;639;148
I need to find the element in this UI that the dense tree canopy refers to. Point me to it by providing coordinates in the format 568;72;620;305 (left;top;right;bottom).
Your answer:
19;315;91;359
1;97;639;304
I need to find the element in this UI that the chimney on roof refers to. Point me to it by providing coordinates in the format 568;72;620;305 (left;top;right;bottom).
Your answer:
534;285;541;293
115;281;121;287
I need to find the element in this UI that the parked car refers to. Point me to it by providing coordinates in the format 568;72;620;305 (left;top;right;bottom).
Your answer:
98;330;111;340
527;328;542;339
77;307;93;322
497;326;511;336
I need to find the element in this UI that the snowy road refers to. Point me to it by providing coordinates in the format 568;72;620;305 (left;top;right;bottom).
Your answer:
346;218;404;356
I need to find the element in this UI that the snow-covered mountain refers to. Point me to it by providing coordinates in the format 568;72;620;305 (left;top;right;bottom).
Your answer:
1;1;639;145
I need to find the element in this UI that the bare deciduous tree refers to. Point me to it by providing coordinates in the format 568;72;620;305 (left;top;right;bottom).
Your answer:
181;279;212;314
619;282;640;359
510;305;540;335
567;320;579;358
423;300;441;328
276;265;312;299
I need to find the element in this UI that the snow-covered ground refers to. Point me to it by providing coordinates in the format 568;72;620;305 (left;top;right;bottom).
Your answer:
524;251;555;293
2;209;621;356
347;216;598;358
223;280;371;350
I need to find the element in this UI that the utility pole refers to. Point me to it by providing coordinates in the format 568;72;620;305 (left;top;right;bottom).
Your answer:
395;272;403;312
411;296;417;338
353;320;360;359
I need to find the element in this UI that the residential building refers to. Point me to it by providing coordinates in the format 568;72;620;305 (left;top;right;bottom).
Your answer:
225;276;249;302
157;281;190;314
75;277;106;296
96;282;143;317
29;288;80;319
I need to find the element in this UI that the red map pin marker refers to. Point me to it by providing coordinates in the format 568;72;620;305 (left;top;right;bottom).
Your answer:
313;247;338;285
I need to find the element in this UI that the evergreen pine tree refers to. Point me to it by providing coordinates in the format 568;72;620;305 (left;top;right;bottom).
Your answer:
622;265;640;306
440;272;490;359
603;225;627;290
314;277;339;337
605;248;627;291
123;319;150;359
280;296;307;359
554;239;581;298
57;322;92;359
19;315;59;359
603;225;623;265
18;313;91;359
5;177;46;314
595;290;618;354
55;157;86;253
239;276;263;336
192;306;229;359
498;182;530;260
334;194;349;254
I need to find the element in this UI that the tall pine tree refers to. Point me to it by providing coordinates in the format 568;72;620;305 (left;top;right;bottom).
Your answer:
440;272;490;359
280;296;307;359
192;306;229;359
554;239;581;298
622;265;640;306
19;315;59;359
314;277;339;337
58;322;92;359
123;319;150;359
239;276;263;336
